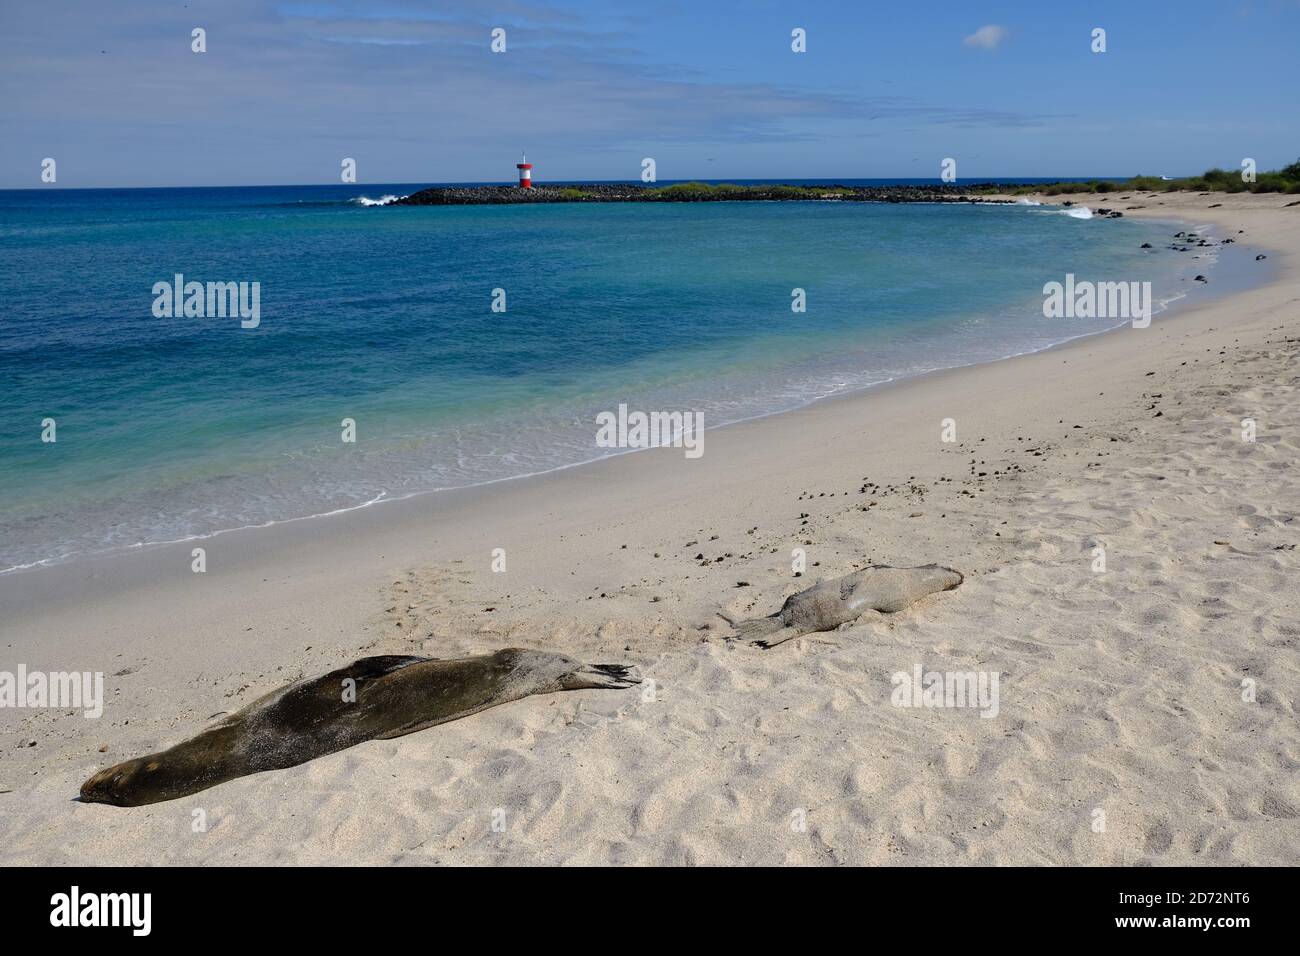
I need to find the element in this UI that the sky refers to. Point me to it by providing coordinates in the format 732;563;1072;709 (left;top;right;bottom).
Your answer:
1;0;1297;188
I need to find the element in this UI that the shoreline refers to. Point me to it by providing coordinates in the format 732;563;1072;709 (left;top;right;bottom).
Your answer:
0;200;1263;578
1;191;1296;865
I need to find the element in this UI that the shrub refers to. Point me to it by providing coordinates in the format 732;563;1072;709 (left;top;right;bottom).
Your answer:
1027;158;1298;196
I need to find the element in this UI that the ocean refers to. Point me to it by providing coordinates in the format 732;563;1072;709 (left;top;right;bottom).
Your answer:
0;182;1226;572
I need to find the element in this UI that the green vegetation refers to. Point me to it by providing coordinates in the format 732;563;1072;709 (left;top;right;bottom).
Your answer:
548;164;1300;203
1021;159;1300;196
645;181;747;199
761;184;854;199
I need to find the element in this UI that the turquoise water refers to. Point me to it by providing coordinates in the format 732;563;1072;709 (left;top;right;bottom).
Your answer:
0;185;1207;571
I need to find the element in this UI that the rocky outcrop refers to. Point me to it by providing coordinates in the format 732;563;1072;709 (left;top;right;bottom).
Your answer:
391;183;1024;207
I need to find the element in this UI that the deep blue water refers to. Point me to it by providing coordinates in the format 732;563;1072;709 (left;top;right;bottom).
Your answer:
0;183;1208;571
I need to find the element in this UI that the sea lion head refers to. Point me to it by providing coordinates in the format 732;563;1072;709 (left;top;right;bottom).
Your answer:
495;648;641;693
79;752;201;808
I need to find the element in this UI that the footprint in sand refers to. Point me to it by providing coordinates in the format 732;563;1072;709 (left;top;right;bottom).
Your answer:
1143;819;1174;855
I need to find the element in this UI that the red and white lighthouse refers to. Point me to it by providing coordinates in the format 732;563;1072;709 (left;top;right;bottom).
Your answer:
516;153;533;189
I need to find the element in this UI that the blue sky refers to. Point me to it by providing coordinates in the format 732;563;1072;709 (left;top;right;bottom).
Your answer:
2;0;1297;187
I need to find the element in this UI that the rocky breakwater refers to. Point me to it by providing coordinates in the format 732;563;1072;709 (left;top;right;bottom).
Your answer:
390;182;1024;206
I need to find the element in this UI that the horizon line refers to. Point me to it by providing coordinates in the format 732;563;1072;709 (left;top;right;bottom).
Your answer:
0;174;1156;192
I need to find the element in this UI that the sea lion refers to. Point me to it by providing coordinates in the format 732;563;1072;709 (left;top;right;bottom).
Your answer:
79;648;639;807
729;564;963;648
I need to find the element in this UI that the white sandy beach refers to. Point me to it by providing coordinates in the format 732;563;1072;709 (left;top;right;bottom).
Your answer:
1;192;1297;865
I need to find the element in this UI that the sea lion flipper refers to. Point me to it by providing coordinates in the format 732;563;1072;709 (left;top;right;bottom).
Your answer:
751;627;801;649
730;614;788;643
562;662;641;690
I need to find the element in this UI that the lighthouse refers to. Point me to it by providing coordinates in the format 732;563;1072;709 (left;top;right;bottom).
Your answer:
516;153;533;189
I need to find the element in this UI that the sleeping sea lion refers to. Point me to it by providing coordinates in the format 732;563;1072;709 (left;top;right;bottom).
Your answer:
79;648;639;807
729;564;963;648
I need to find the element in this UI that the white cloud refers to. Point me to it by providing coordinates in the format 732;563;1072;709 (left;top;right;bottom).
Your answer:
963;25;1008;50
